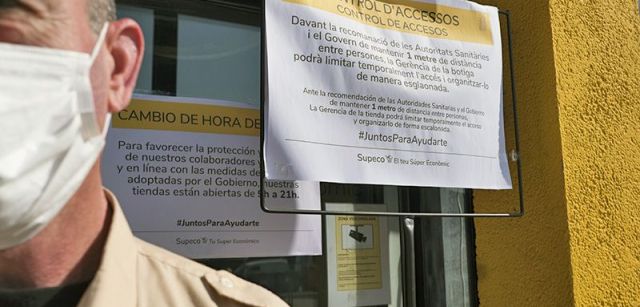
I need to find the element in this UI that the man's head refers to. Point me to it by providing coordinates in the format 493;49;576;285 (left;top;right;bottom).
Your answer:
0;0;144;252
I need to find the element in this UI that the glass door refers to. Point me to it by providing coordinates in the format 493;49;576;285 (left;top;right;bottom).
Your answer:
115;1;477;306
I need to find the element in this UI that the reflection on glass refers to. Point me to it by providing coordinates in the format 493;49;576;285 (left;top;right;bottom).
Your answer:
198;256;324;307
116;4;154;93
417;187;473;307
177;15;261;105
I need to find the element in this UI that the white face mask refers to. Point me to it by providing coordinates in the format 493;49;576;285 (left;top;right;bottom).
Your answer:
0;24;110;249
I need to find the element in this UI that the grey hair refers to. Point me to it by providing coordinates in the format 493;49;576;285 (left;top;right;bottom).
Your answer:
89;0;116;34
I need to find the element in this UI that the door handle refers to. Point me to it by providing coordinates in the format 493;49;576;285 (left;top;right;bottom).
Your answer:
402;217;417;307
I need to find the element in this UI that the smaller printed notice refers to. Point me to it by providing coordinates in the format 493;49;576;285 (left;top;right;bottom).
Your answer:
265;0;512;189
326;204;391;307
102;95;322;258
336;216;382;291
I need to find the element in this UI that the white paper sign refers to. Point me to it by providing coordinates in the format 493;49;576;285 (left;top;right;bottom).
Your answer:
102;95;322;258
265;0;512;189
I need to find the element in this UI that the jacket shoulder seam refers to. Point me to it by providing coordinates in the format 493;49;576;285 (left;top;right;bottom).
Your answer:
135;238;214;278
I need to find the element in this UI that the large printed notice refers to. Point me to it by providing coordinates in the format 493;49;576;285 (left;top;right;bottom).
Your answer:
265;0;512;189
101;95;322;258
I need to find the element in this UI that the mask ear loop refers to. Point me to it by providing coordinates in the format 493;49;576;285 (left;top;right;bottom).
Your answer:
90;23;109;64
93;23;112;137
102;113;112;138
80;22;110;139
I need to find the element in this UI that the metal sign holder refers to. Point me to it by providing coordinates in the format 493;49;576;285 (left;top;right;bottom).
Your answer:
259;6;524;218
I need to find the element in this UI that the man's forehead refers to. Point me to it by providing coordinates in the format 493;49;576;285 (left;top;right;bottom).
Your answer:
0;0;91;49
0;0;50;13
0;0;88;17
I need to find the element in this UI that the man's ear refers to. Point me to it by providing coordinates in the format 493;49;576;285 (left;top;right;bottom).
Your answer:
107;18;144;112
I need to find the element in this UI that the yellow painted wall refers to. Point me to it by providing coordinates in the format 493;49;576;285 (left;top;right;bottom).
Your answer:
473;0;640;306
549;0;640;305
472;0;575;305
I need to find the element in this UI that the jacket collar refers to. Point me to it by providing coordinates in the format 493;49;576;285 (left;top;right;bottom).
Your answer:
77;189;137;307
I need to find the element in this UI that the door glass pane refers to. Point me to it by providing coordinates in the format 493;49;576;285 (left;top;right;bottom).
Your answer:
177;15;261;106
440;188;472;307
